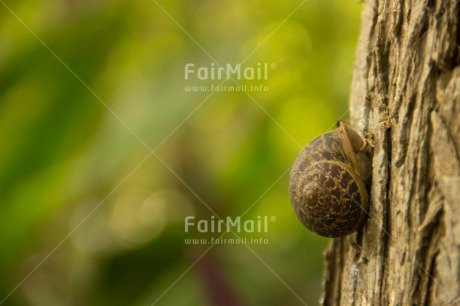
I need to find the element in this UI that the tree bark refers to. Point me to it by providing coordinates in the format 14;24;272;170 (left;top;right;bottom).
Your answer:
322;1;460;305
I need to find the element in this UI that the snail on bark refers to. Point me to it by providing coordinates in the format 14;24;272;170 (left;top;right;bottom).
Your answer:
289;121;372;238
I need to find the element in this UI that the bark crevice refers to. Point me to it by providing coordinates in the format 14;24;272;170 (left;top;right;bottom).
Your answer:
322;1;460;305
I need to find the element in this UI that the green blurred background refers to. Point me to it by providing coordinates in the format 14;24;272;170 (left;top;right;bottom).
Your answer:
0;0;362;305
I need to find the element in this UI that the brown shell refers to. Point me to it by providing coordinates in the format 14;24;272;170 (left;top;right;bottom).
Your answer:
289;124;370;238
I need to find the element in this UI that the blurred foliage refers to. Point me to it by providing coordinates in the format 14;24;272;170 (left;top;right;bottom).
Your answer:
0;0;362;305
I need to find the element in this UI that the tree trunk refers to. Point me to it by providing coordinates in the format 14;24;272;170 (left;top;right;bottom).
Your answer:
322;1;460;305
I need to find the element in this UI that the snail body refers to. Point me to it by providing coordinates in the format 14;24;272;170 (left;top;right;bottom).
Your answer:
289;121;372;238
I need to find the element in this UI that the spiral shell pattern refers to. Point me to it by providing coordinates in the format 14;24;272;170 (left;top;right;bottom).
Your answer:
289;130;369;238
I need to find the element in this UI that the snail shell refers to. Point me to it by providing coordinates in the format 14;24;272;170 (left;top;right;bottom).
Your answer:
289;121;371;238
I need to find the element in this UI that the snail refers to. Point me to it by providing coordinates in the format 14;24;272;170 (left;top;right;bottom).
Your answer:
289;121;372;238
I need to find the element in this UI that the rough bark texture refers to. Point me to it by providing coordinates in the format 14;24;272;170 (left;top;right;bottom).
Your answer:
322;1;460;305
